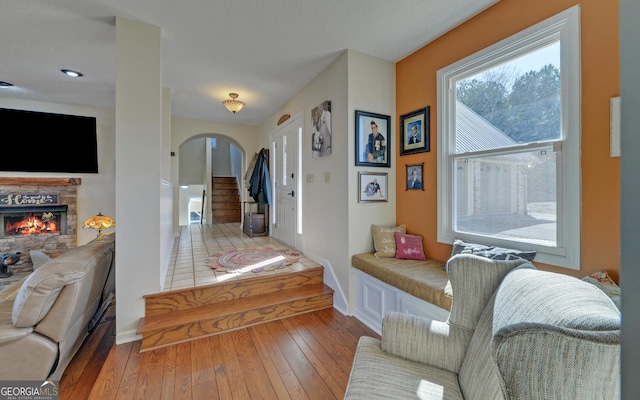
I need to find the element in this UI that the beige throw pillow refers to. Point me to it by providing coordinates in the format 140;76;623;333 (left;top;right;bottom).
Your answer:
371;224;406;258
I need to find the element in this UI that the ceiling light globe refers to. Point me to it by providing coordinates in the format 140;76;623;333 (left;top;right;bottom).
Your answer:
222;93;245;113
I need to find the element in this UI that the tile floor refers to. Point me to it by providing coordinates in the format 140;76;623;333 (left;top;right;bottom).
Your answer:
163;223;320;291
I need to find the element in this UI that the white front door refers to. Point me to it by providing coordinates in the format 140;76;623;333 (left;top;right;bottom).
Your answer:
272;117;301;249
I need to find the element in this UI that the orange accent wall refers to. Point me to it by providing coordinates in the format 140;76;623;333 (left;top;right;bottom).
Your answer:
396;0;620;281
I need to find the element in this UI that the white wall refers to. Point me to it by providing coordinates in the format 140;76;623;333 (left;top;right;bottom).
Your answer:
179;138;206;185
230;143;243;193
347;51;397;309
212;139;231;176
258;50;395;311
160;89;174;290
114;17;165;343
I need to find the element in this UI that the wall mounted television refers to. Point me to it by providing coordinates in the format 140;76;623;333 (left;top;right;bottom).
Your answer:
0;108;98;173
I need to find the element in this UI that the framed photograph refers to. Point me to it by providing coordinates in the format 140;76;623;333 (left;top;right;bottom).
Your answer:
406;163;424;191
358;172;388;202
355;110;391;167
311;100;332;158
400;106;430;156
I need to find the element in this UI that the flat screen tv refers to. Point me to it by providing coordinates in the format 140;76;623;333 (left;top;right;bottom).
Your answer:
0;108;98;173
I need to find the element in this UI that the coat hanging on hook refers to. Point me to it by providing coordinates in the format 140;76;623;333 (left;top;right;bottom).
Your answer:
248;148;272;204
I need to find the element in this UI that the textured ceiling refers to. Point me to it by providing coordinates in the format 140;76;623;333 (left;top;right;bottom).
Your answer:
0;0;498;125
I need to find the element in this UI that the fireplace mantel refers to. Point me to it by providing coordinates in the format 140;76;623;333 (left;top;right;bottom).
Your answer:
0;178;81;186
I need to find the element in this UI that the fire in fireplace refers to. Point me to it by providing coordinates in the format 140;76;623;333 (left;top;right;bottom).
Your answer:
5;212;60;236
0;206;68;237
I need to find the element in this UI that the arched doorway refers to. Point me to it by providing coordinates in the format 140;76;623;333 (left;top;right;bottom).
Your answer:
177;134;245;226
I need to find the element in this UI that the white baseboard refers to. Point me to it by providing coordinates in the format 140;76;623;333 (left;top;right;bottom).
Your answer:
303;251;348;315
116;330;142;345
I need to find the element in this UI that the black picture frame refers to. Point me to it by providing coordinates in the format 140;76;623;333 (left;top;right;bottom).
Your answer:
358;172;388;202
406;163;424;191
400;106;430;156
355;110;391;167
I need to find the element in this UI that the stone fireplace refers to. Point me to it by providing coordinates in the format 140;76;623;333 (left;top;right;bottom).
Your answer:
0;178;80;285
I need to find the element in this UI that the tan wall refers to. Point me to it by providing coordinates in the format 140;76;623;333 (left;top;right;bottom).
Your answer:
395;0;620;281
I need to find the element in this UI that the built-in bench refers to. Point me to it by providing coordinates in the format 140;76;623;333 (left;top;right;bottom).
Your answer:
351;253;452;334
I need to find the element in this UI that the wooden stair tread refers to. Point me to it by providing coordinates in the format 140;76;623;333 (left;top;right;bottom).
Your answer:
212;184;238;189
137;283;333;333
212;202;241;208
212;189;238;195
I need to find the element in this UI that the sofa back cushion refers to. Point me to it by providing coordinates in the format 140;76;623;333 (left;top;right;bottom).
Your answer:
12;234;115;328
492;268;620;399
458;267;621;400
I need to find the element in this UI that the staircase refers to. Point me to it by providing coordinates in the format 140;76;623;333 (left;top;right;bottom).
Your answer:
211;176;241;223
136;266;334;351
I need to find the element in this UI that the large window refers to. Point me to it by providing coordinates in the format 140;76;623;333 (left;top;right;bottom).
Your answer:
437;6;581;269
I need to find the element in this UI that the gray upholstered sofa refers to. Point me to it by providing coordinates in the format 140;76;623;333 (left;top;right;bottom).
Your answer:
0;233;115;381
345;254;621;399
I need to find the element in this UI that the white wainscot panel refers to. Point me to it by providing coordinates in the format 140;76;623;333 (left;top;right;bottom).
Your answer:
353;268;449;335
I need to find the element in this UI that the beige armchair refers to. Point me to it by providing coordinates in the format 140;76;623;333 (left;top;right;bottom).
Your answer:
345;254;621;399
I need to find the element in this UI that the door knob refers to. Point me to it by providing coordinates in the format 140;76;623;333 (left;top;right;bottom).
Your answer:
287;190;295;197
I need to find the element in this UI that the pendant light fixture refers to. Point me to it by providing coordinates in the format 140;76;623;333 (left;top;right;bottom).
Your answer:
222;93;245;114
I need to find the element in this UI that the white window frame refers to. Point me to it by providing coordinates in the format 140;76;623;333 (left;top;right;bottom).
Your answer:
437;5;581;269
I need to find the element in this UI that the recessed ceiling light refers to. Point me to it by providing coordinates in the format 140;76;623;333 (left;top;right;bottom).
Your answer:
0;81;14;88
61;69;83;77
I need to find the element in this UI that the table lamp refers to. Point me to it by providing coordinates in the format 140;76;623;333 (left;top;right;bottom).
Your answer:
82;212;115;237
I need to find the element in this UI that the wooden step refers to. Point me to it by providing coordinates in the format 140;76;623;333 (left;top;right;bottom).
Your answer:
212;194;240;203
212;182;239;190
137;267;333;351
137;284;334;351
142;266;325;316
212;202;241;210
212;176;237;183
211;188;239;196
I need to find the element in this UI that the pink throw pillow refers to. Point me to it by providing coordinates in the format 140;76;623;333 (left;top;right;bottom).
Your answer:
394;232;426;260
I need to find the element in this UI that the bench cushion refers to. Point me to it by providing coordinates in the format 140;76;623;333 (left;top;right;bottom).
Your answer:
352;253;452;311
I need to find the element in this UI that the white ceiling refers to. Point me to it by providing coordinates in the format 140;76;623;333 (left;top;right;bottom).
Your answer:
0;0;497;125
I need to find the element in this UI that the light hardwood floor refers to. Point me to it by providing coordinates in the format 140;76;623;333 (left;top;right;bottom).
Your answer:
59;223;378;399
